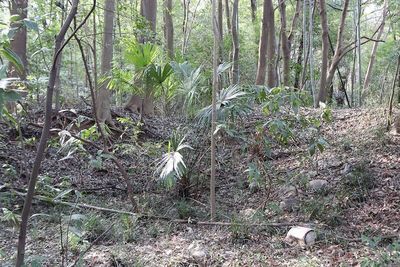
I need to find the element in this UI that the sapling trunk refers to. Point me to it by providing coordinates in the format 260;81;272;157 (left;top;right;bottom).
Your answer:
16;1;81;265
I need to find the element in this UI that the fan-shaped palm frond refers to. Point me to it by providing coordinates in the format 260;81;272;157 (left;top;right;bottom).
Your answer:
171;61;204;111
125;42;159;70
196;85;251;126
155;134;192;186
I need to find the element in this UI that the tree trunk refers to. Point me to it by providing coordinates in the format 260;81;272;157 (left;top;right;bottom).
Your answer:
8;0;28;80
218;0;224;66
92;5;98;99
16;2;81;265
96;0;115;124
250;0;259;51
356;0;362;106
322;0;351;101
387;54;400;130
300;0;309;90
231;0;239;84
211;0;219;221
225;0;231;36
141;0;157;32
255;0;269;85
288;0;302;50
163;0;174;59
54;0;66;111
293;34;303;89
126;0;157;116
308;0;316;105
278;0;290;86
363;0;388;91
266;0;277;88
317;0;329;103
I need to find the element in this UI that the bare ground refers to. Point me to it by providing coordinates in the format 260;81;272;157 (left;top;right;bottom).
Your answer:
0;108;399;266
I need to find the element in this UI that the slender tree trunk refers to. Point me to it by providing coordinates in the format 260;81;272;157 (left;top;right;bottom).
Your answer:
92;5;98;99
231;0;239;84
96;0;115;124
323;0;351;100
308;0;315;104
255;0;268;85
218;0;224;67
363;0;388;91
350;47;356;106
387;54;400;130
225;0;231;36
54;0;66;111
16;2;81;265
266;0;277;88
293;34;303;89
163;0;174;59
317;0;329;104
278;0;290;86
250;0;259;53
211;0;219;221
356;0;362;106
8;0;28;80
379;63;390;104
288;0;301;50
300;0;308;90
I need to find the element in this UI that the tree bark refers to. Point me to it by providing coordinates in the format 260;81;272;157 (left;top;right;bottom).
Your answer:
321;0;351;102
225;0;231;36
16;1;82;265
300;0;309;90
278;0;290;86
293;34;303;89
218;0;224;65
141;0;157;32
266;0;277;88
231;0;239;84
211;0;219;221
96;0;115;124
308;0;315;105
363;0;388;91
288;0;302;50
8;0;28;80
356;0;362;106
163;0;174;59
387;54;400;130
317;0;329;103
255;0;268;85
54;0;66;111
126;0;157;116
250;0;259;51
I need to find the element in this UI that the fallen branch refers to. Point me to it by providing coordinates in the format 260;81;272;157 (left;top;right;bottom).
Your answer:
11;189;312;228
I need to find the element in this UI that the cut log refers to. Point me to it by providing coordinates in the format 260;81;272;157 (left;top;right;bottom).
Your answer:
285;226;316;247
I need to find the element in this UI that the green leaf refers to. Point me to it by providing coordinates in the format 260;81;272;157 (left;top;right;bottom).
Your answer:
308;144;316;156
9;15;21;22
317;143;325;153
0;46;23;74
23;19;39;32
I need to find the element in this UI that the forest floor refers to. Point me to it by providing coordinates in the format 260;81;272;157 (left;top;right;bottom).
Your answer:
0;107;399;266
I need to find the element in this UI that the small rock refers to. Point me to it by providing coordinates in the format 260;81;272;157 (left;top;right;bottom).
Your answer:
188;241;208;264
308;179;328;191
341;163;352;175
279;197;299;212
239;208;256;220
308;171;318;178
278;185;297;198
83;251;113;267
